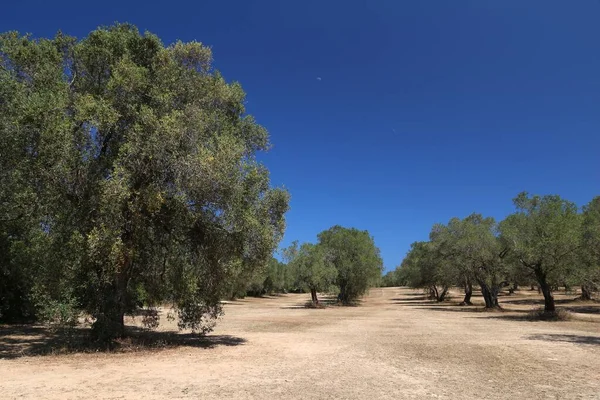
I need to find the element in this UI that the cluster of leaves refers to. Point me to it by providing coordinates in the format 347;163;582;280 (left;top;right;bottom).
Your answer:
0;24;289;341
393;193;599;312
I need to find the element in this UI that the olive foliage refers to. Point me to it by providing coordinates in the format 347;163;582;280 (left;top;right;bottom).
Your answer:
394;192;595;313
318;226;383;304
0;24;289;340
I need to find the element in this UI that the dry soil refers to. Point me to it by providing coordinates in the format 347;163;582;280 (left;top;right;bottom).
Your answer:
1;287;600;399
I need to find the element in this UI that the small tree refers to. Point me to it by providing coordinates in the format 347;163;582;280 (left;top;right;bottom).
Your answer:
381;270;401;287
285;242;336;304
264;257;288;294
500;193;580;313
317;226;383;304
398;241;452;301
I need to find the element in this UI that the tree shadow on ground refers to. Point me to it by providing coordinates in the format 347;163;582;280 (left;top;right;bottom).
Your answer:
416;306;524;314
526;333;600;346
563;305;600;315
390;294;430;302
391;300;457;306
475;308;579;322
0;324;245;360
499;298;581;306
280;296;362;309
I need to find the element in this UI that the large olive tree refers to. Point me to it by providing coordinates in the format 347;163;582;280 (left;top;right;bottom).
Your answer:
0;24;289;340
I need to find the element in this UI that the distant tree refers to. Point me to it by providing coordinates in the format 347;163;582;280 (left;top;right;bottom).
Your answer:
317;226;383;304
579;196;600;300
0;25;289;340
381;270;401;287
263;257;288;294
397;241;451;302
500;193;580;313
284;241;336;304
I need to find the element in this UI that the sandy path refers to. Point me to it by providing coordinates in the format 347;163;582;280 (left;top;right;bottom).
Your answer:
1;287;600;399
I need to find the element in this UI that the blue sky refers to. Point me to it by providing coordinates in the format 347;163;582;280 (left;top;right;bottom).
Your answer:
3;1;599;271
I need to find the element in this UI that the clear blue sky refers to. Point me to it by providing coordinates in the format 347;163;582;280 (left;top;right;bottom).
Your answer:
3;1;599;271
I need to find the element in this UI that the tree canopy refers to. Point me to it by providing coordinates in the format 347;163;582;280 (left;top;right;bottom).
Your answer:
500;193;581;312
284;241;336;304
394;192;597;314
0;24;289;340
317;226;383;304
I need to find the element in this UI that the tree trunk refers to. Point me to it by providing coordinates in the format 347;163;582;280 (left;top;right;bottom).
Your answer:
429;285;438;300
338;282;350;304
461;280;473;305
479;281;500;309
534;268;555;313
581;284;593;301
437;286;449;302
92;304;125;342
310;288;319;304
92;249;129;341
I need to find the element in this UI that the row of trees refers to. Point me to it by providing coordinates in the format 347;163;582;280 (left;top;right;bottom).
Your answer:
384;193;600;313
224;226;384;306
0;25;289;341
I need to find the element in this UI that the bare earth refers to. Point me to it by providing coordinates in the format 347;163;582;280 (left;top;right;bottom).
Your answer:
1;287;600;399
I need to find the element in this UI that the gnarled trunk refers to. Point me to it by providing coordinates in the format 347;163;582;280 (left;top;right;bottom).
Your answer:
92;297;126;342
581;284;593;301
92;242;131;341
428;285;439;300
479;281;500;309
338;282;350;304
461;280;473;305
437;286;449;302
534;267;555;313
310;288;319;304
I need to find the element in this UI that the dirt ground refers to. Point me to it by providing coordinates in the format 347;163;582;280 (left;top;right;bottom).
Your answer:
1;287;600;399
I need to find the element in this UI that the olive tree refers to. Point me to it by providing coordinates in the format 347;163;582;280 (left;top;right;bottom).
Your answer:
284;241;336;304
0;24;289;340
397;241;453;301
317;226;383;304
500;193;580;313
441;215;509;308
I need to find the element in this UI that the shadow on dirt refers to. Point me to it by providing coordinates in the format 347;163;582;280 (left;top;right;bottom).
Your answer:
563;305;600;315
391;300;458;307
0;324;246;360
390;294;430;302
499;298;583;306
526;333;600;346
416;306;525;314
280;297;362;309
